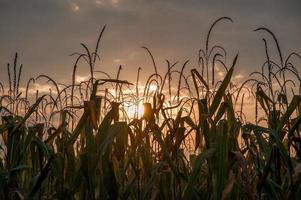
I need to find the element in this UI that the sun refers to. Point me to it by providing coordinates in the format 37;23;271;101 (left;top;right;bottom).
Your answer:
123;101;144;119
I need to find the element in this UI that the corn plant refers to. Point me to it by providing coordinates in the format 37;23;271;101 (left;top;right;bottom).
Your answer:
0;17;300;200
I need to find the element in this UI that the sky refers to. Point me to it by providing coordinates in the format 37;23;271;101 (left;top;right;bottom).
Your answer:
0;0;301;87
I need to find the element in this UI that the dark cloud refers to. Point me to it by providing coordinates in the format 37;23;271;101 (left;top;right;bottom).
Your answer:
0;0;300;85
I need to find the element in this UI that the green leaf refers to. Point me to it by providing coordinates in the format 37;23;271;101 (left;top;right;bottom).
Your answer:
209;54;237;116
277;95;301;133
12;95;46;135
182;148;215;199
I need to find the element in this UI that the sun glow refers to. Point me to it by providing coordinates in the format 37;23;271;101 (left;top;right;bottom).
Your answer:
123;101;144;119
71;3;80;12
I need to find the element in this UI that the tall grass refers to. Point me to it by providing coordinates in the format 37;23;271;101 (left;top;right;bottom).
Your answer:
0;17;301;200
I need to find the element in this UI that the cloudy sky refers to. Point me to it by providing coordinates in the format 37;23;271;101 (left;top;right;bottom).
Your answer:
0;0;300;86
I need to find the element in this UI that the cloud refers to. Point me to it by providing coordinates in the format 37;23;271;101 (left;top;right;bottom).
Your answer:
0;0;300;87
234;74;244;80
75;74;90;83
71;3;80;12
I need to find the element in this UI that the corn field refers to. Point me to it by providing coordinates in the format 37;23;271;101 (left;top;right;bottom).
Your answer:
0;17;301;200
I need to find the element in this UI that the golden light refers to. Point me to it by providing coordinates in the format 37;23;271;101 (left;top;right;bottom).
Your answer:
148;84;157;93
71;3;80;12
124;101;144;119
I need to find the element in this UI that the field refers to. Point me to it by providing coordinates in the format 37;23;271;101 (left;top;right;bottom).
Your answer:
0;17;301;200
